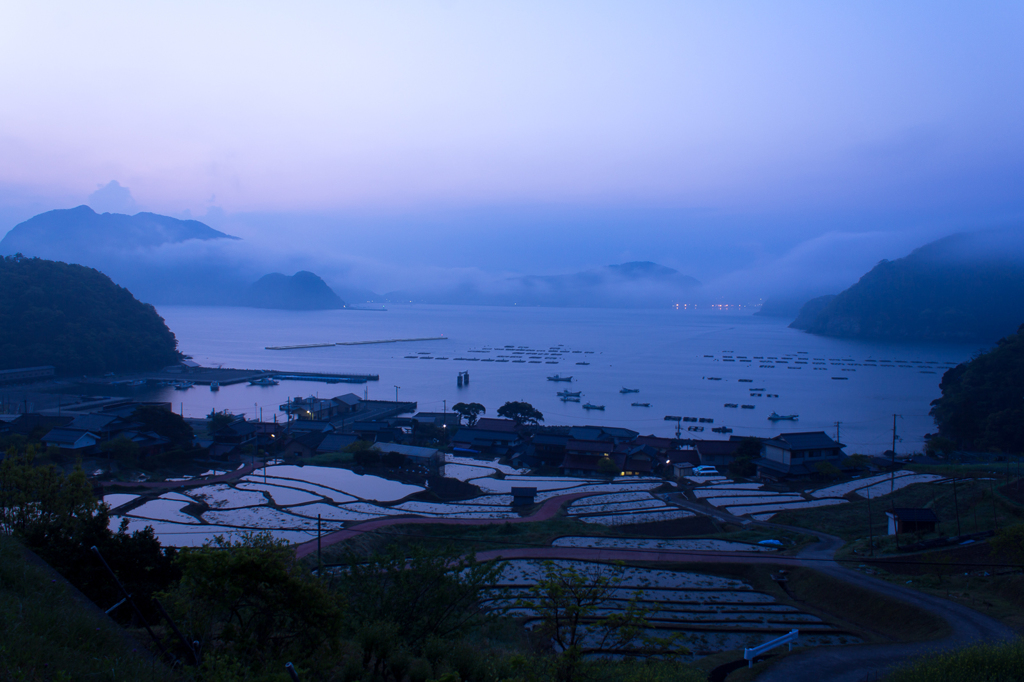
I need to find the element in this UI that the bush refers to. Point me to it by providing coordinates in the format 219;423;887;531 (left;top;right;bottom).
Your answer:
886;638;1024;682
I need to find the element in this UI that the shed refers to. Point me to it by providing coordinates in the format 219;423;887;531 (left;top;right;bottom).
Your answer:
511;486;537;507
886;508;938;535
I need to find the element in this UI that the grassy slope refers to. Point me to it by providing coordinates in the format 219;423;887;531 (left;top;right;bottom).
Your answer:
0;534;176;682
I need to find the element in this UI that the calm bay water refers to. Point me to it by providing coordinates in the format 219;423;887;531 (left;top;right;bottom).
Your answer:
152;305;982;456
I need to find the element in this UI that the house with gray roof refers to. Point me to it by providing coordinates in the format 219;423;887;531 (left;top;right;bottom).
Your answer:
755;431;845;480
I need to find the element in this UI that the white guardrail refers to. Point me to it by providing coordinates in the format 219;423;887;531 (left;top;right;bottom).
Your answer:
744;629;799;668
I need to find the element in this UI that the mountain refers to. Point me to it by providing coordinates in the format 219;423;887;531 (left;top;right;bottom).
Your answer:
0;256;181;375
242;271;346;310
0;205;238;256
386;261;701;308
789;295;837;330
793;228;1024;342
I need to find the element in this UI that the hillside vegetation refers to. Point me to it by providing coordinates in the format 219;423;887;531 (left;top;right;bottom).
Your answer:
930;325;1024;453
0;255;181;375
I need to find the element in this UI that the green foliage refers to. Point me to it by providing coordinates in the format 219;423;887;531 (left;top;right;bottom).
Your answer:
336;544;506;680
207;410;237;433
0;452;179;622
497;401;544;426
886;637;1024;682
596;456;619;477
100;434;142;463
161;532;344;676
0;254;181;374
0;534;176;681
452;402;486;427
814;461;842;479
991;523;1024;569
381;450;406;468
132;405;194;447
344;439;374;453
354;448;381;467
930;325;1024;453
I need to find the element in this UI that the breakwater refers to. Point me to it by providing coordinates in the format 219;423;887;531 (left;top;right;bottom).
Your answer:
266;336;448;350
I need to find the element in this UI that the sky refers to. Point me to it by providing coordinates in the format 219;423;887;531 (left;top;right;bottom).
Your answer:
1;1;1022;297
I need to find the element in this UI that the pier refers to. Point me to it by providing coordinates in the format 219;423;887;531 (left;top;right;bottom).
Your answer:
266;336;447;350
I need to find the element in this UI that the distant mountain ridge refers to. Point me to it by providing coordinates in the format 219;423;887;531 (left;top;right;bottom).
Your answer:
386;261;701;308
791;227;1024;343
242;271;345;310
0;205;237;257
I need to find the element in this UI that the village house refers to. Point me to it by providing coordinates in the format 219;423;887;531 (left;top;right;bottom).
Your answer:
755;432;846;480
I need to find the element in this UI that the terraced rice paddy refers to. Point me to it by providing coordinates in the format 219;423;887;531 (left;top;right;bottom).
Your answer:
482;560;858;658
810;470;944;498
551;537;776;552
114;463;675;546
689;478;847;520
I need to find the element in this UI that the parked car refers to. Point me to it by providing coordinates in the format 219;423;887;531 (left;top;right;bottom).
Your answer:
693;465;719;475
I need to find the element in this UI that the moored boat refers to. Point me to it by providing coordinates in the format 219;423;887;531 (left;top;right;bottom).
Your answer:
768;412;799;421
582;403;605;410
547;374;573;382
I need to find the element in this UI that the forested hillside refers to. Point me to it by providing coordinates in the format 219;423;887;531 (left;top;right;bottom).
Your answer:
930;325;1024;453
794;228;1024;342
0;256;182;375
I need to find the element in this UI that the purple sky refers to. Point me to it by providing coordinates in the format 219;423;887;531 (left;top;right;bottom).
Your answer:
1;2;1022;295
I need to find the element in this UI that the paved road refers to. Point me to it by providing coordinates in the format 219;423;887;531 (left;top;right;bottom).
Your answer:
749;523;1015;682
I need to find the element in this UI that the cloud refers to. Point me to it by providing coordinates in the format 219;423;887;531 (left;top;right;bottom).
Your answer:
88;180;138;214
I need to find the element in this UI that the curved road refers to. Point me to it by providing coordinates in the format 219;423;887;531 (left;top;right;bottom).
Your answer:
296;489;1014;681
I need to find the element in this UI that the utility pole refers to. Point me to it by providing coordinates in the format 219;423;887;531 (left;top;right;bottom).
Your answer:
866;487;874;557
890;414;900;495
834;421;841;444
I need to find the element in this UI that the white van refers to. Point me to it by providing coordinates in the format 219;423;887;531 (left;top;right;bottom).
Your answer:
693;465;719;475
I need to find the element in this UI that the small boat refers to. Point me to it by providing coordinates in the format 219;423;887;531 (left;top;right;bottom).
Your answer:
738;379;752;383
561;396;581;403
547;374;573;382
557;390;582;397
687;425;704;432
724;403;738;408
682;417;697;422
620;387;640;394
210;381;220;391
583;403;605;410
741;404;754;409
664;415;682;421
768;412;798;421
575;362;590;366
631;402;650;407
173;381;194;390
711;426;733;434
249;377;279;386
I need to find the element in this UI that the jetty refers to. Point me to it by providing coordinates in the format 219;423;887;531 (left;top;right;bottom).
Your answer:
266;336;447;350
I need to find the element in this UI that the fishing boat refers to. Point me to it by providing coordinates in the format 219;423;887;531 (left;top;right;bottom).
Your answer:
631;402;650;407
619;387;639;394
561;396;581;403
547;374;573;382
724;403;738;408
582;403;605;410
768;412;799;421
575;362;590;365
711;426;733;434
741;404;754;409
173;381;194;390
557;390;582;397
249;377;279;386
210;381;220;392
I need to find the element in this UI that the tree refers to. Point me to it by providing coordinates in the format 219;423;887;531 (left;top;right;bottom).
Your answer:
382;450;406;468
337;545;506;680
131;405;193;447
206;410;235;433
161;532;343;675
452;402;486;428
100;435;141;464
726;437;761;478
514;561;684;682
596;456;619;477
497;401;544;427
